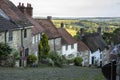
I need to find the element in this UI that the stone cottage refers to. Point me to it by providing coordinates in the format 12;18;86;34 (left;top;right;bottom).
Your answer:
35;17;62;54
0;0;33;66
77;39;90;66
17;3;45;57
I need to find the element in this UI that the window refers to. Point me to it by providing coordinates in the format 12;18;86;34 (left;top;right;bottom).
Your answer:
32;36;35;44
0;33;2;38
100;54;102;59
8;31;13;41
36;35;37;42
66;45;68;50
24;29;27;38
39;34;41;40
71;44;74;49
25;48;29;57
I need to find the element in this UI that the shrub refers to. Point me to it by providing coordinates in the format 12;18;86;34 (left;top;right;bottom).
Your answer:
67;58;75;64
40;58;54;67
0;43;12;67
49;51;64;67
74;57;83;66
27;54;37;66
0;43;12;59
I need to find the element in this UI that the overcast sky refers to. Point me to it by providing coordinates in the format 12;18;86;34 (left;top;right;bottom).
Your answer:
10;0;120;17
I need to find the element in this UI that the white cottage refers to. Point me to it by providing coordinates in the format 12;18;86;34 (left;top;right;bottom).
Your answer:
82;33;107;66
58;27;77;59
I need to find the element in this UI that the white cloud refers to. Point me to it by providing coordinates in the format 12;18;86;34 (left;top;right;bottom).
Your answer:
10;0;120;17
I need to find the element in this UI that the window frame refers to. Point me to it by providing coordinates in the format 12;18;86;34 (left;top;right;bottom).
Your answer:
8;31;13;42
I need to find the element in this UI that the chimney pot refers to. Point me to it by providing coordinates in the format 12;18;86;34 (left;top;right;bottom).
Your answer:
19;2;21;6
80;28;85;36
61;23;64;28
22;3;24;7
47;16;52;20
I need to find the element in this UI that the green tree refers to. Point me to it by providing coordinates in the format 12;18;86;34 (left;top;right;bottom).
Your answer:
102;32;113;45
103;28;120;45
112;28;120;44
38;34;50;60
74;31;80;40
38;41;43;60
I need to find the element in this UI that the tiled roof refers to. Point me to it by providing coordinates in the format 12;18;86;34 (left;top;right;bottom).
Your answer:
25;15;44;35
77;39;90;52
35;19;61;39
0;16;18;32
82;33;107;52
0;0;32;27
58;28;77;45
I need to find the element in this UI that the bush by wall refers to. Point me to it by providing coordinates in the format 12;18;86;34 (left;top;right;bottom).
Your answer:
49;51;65;67
27;54;37;66
74;57;83;66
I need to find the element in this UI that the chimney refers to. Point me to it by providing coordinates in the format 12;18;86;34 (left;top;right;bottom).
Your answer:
97;27;101;34
79;28;85;40
26;3;33;17
17;3;26;14
80;28;85;36
61;23;64;28
47;16;52;20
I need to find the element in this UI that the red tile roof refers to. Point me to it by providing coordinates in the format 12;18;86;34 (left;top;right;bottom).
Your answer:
58;28;77;45
77;40;90;52
35;19;61;39
25;15;44;35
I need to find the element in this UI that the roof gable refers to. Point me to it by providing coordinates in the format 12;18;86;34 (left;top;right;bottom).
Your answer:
58;28;77;45
25;15;44;35
77;39;90;52
35;19;61;39
83;33;107;52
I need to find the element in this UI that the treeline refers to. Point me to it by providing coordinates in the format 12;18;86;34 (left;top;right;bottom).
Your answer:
52;19;119;33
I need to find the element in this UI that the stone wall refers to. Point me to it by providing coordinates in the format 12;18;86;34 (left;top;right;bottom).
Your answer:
48;38;61;54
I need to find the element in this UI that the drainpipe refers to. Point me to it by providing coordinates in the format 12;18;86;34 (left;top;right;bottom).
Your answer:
20;28;24;67
54;39;56;52
5;30;7;44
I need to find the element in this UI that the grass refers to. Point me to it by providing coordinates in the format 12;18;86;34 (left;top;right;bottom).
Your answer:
0;66;105;80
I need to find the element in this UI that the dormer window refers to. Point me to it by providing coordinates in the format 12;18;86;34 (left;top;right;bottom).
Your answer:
24;29;27;38
8;31;13;41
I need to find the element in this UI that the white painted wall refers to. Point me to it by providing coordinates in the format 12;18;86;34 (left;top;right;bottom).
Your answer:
89;49;102;66
61;43;77;59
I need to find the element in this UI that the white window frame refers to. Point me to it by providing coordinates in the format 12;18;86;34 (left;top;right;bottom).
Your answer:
8;31;13;42
32;36;35;44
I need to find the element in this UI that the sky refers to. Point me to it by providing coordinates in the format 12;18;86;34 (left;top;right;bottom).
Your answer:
10;0;120;17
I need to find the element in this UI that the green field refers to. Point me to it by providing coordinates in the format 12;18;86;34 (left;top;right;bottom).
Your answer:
0;66;105;80
66;29;77;36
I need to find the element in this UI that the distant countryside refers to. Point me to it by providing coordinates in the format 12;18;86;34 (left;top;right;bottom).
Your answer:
52;17;120;36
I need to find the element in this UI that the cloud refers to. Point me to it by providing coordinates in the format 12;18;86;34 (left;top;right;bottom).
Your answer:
10;0;120;17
